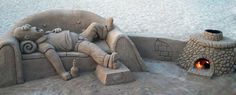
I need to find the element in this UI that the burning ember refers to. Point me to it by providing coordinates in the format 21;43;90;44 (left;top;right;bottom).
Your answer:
194;58;210;70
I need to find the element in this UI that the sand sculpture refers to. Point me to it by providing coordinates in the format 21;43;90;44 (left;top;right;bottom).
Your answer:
0;10;145;87
12;17;120;80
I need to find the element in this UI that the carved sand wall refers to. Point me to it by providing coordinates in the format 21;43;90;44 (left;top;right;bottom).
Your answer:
129;36;186;61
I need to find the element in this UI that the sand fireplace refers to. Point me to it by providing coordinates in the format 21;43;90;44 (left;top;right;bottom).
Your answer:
178;29;236;77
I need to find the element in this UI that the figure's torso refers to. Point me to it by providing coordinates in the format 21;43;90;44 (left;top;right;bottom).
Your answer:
46;31;78;51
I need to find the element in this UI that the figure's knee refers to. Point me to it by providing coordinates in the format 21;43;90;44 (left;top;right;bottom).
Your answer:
87;22;101;32
90;23;108;40
90;22;99;27
77;41;96;53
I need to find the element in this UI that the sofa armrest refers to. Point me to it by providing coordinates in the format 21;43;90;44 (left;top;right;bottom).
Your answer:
105;28;146;72
0;35;24;87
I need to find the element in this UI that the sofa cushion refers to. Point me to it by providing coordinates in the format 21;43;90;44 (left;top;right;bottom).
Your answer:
22;52;88;60
22;40;111;60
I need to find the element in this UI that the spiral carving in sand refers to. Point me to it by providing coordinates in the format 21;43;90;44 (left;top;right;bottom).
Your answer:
20;40;37;54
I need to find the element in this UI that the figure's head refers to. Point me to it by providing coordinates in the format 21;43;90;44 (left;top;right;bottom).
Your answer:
13;24;44;41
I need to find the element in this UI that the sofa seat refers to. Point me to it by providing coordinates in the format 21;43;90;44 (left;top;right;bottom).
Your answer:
21;40;110;82
22;52;96;81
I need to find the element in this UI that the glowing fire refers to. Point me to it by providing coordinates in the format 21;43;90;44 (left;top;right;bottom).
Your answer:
195;62;203;69
194;58;210;70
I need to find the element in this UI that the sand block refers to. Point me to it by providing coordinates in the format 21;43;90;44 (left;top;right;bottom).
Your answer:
95;64;135;85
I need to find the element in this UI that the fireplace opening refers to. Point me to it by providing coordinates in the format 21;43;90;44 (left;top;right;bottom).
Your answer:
205;29;222;34
194;58;210;70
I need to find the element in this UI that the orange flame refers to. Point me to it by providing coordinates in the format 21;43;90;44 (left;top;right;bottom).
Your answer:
195;62;202;69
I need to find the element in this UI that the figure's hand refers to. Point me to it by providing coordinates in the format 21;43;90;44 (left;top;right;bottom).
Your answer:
21;24;31;31
52;28;62;33
60;72;72;81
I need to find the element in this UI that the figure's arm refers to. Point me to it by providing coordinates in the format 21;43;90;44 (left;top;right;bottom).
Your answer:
52;28;62;33
44;49;66;74
45;28;62;34
38;42;71;80
45;31;53;34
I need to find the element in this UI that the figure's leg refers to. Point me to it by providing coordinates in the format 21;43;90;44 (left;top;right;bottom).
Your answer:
77;40;119;69
80;18;113;42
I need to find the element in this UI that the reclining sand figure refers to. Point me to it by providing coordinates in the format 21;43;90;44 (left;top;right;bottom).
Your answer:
12;18;120;80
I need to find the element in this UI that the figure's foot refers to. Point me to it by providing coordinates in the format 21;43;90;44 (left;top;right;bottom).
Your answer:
106;17;113;31
111;60;121;69
60;72;72;81
108;52;120;69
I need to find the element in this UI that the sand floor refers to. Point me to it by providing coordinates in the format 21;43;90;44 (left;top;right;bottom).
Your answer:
0;59;235;95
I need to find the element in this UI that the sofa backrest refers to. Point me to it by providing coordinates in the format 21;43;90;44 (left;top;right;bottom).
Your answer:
9;9;106;35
